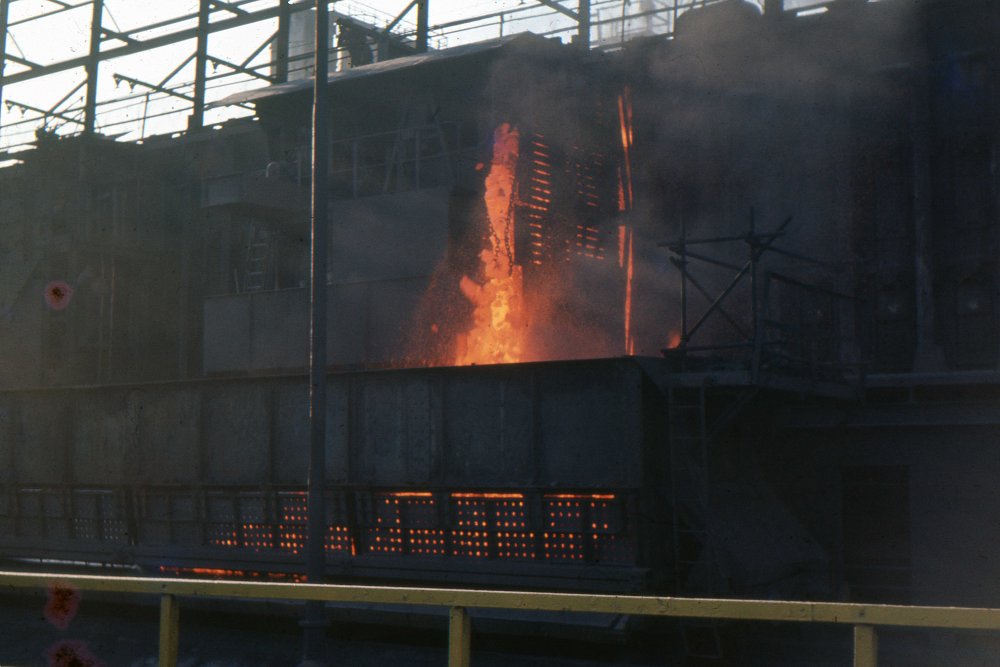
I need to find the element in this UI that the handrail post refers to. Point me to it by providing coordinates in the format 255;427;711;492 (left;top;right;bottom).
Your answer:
853;624;877;667
159;593;180;667
448;606;471;667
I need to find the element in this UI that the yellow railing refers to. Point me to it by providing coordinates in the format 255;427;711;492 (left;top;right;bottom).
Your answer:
2;571;1000;666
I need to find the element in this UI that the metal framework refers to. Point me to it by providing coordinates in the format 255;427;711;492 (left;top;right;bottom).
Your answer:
661;210;858;387
0;0;743;156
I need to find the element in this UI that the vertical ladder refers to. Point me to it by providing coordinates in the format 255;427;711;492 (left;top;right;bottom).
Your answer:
668;382;724;662
668;382;762;663
244;227;270;292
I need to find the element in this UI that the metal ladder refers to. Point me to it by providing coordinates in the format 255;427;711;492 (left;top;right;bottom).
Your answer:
668;382;761;663
668;382;725;662
244;227;271;292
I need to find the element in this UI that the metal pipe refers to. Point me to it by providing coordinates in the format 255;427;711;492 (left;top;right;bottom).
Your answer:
302;0;330;663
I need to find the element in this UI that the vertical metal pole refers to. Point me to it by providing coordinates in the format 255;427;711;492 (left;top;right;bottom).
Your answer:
577;0;590;50
190;0;210;131
416;0;429;53
158;594;180;667
0;0;10;131
83;0;104;134
275;0;291;83
680;216;688;348
302;0;330;664
853;625;878;667
448;607;472;667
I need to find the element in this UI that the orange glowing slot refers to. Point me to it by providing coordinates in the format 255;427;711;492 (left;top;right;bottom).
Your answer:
388;491;434;498
544;493;617;500
452;492;525;499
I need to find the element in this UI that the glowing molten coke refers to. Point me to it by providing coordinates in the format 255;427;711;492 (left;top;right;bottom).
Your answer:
455;123;527;365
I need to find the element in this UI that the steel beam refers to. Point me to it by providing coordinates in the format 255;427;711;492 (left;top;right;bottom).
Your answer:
5;98;80;127
83;0;103;134
534;0;578;21
209;55;274;82
416;0;429;52
210;0;249;16
101;27;138;46
384;0;420;33
190;0;210;130
0;0;9;129
577;0;589;49
114;73;194;103
3;53;43;69
0;2;313;88
274;0;290;83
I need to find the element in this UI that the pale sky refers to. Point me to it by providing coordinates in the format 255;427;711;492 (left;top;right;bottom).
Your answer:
1;0;621;152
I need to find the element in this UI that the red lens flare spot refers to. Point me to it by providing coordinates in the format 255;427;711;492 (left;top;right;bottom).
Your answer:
44;582;81;630
44;281;74;311
45;640;104;667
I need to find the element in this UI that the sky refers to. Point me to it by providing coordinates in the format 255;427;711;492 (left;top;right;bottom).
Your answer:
0;0;832;154
0;0;622;152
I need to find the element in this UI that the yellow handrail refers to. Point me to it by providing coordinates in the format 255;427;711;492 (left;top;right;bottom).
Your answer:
2;571;998;667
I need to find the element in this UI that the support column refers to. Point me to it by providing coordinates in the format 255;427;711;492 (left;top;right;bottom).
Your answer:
83;0;104;134
577;0;590;50
852;625;878;667
0;0;10;128
448;607;472;667
416;0;429;53
158;594;180;667
301;0;330;664
190;0;210;130
274;0;291;83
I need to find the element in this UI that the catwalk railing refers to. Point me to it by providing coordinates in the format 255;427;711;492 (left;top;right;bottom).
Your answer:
3;571;1000;666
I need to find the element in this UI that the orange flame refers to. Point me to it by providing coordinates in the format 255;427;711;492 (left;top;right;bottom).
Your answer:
666;330;682;349
617;87;634;212
455;123;527;365
624;227;635;354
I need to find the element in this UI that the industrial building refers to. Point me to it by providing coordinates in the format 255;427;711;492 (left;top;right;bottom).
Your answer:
0;0;999;663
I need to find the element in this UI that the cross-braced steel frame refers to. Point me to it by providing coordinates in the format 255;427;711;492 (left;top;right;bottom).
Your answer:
0;0;730;154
